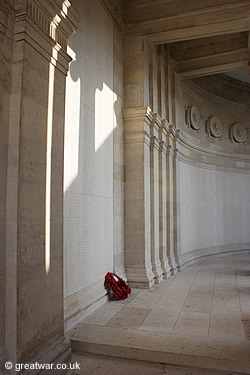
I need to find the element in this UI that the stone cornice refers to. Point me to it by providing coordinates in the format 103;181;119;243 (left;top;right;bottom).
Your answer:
176;128;250;172
177;129;250;162
10;0;79;74
100;0;124;34
176;147;250;174
17;0;78;45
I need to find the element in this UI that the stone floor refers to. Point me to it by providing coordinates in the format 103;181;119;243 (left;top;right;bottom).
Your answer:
68;253;250;374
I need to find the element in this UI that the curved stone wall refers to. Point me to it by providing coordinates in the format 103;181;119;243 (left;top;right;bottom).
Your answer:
175;75;250;264
123;37;250;287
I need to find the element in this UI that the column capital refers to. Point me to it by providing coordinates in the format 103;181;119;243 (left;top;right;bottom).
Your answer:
159;119;170;140
123;106;153;124
123;107;153;146
12;0;79;74
159;121;169;153
150;113;161;150
151;113;162;130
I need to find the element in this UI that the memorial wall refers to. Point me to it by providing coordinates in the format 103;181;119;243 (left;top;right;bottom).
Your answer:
64;0;125;329
176;76;250;262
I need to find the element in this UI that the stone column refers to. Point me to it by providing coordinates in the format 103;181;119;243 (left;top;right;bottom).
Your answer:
150;114;163;283
158;121;171;278
166;126;178;274
124;36;154;288
0;2;14;371
124;107;154;288
4;0;78;369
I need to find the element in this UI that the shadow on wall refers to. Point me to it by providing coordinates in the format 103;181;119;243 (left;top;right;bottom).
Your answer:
63;23;121;312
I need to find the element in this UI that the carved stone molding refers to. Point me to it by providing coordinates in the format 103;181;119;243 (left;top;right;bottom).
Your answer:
185;105;201;132
159;120;170;154
100;0;124;33
10;0;79;74
176;129;250;173
230;123;247;144
27;0;66;50
206;115;223;139
123;106;153;146
15;0;79;50
150;113;161;151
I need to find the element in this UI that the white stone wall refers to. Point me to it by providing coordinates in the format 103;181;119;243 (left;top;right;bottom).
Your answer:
180;162;250;256
113;26;125;277
64;0;115;326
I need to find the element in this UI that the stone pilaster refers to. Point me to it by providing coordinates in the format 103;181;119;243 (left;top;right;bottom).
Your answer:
173;129;185;270
124;107;154;288
4;0;78;370
150;113;163;283
166;126;178;274
158;120;171;278
166;47;176;125
124;36;150;109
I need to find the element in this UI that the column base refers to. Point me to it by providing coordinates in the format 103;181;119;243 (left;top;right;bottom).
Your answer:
126;264;154;288
175;254;186;272
168;256;178;275
152;261;164;284
160;259;172;279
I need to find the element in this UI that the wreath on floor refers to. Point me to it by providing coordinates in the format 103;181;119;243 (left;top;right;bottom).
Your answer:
105;272;131;300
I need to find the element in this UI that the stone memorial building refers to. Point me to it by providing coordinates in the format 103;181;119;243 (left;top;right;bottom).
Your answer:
0;0;250;373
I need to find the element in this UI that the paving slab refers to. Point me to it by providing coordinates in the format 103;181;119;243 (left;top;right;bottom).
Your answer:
173;311;210;336
107;307;151;329
209;309;246;340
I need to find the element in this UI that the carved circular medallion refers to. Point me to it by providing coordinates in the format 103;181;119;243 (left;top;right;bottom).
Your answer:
207;116;223;138
190;106;200;130
186;106;201;131
230;123;247;143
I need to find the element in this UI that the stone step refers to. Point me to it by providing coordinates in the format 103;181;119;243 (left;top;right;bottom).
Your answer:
72;352;242;375
67;324;250;375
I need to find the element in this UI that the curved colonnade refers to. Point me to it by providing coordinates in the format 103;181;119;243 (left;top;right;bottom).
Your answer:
124;54;250;288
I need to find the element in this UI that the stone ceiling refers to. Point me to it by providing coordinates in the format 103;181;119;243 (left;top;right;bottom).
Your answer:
107;0;250;80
